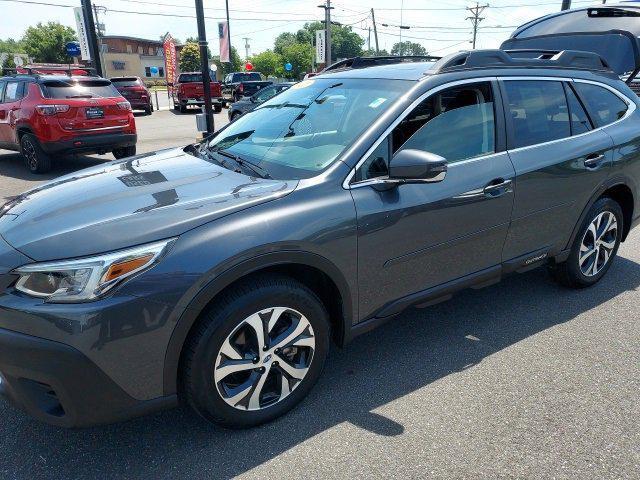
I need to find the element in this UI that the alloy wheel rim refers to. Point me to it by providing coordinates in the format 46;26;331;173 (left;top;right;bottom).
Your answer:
214;307;315;411
23;139;38;171
579;211;618;277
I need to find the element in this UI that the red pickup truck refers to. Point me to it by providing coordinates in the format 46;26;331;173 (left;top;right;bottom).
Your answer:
172;72;223;113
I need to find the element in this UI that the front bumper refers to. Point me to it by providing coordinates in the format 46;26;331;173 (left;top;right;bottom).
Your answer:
41;133;137;155
0;326;176;427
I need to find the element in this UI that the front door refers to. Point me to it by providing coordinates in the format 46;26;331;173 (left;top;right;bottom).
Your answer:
350;80;516;320
0;81;23;146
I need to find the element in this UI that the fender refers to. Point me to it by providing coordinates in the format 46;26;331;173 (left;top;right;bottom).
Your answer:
161;250;355;395
557;174;636;263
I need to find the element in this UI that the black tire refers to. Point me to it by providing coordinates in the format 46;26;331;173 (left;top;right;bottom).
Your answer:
179;104;187;113
181;275;330;428
112;145;137;159
145;104;153;115
173;103;180;111
20;133;52;174
551;197;623;288
214;103;222;113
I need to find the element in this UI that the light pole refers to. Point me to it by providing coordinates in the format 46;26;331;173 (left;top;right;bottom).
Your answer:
194;0;214;134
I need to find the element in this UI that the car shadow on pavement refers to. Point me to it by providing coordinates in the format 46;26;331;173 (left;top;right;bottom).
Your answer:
2;256;640;479
0;151;109;188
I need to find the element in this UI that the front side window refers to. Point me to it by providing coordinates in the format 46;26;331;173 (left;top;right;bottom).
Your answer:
205;78;409;179
356;81;496;181
503;80;570;149
573;83;628;128
253;86;277;103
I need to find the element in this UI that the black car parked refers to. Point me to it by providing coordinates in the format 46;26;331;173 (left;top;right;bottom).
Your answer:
228;82;295;121
221;71;272;104
1;46;640;428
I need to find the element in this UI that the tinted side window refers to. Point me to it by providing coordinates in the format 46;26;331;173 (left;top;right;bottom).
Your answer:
565;84;592;135
0;82;6;103
355;137;390;182
504;80;570;149
573;83;628;128
4;81;23;102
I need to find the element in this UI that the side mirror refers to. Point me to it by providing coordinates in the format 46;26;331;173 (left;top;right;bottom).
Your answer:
388;149;447;183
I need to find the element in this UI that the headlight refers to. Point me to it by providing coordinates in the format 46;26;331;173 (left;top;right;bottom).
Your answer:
12;239;175;303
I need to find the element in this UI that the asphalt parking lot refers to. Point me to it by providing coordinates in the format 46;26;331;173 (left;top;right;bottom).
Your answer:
0;112;639;479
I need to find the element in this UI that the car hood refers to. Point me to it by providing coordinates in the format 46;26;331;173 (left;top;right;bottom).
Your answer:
0;147;296;261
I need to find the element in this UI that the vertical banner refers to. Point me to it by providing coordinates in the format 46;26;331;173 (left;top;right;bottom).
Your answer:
218;22;230;63
316;30;326;65
73;7;91;61
163;34;177;95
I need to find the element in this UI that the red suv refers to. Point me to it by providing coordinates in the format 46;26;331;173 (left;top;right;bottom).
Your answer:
0;74;137;173
110;76;153;115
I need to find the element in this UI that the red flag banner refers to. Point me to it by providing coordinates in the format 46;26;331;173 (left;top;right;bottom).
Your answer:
218;22;229;63
163;34;177;95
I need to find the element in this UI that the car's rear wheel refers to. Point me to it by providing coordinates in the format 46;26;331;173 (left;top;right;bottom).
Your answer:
20;133;51;174
214;103;222;113
551;197;623;288
179;104;187;113
112;145;137;159
145;103;153;115
181;275;330;428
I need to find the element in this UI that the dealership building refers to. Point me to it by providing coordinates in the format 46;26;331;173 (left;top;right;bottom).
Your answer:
100;35;184;81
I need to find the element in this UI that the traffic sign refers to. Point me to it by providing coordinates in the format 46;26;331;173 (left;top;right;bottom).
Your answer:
66;42;81;57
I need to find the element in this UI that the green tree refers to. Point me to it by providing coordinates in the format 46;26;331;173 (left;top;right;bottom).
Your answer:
274;32;297;56
179;42;201;72
391;41;427;56
2;54;16;75
363;48;389;57
213;46;243;77
0;38;25;54
21;22;76;63
279;42;313;79
249;50;282;78
295;22;364;62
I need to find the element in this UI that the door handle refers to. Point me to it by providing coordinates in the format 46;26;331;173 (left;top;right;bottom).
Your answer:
483;178;512;198
584;153;606;169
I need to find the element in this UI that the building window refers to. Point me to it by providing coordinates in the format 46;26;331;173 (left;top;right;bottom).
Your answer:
126;44;132;53
138;46;143;54
145;67;151;77
112;61;126;70
159;67;164;77
149;46;154;55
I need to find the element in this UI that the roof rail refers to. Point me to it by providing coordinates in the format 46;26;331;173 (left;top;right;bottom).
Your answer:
17;65;99;77
323;55;442;72
431;49;611;74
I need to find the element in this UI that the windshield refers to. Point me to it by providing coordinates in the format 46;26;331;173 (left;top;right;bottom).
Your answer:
205;78;409;179
111;77;141;87
41;80;121;99
233;72;262;82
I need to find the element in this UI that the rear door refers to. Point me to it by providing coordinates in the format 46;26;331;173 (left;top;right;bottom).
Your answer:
500;78;616;265
0;80;24;146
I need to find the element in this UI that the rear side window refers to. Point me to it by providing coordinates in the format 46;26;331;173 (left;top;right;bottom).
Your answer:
41;79;120;99
4;81;25;102
178;73;202;83
573;83;628;127
503;80;570;149
565;84;592;135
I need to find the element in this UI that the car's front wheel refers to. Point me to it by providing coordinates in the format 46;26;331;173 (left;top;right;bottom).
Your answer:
181;275;330;428
551;197;623;288
20;133;52;174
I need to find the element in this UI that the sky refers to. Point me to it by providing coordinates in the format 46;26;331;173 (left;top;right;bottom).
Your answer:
1;0;601;59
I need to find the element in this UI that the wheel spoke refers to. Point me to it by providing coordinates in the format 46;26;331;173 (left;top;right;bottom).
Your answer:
579;247;596;266
244;313;266;352
600;238;616;250
590;249;600;275
276;356;309;380
279;374;291;399
224;383;253;408
215;359;255;380
266;307;289;333
272;317;311;350
248;367;270;410
219;337;243;360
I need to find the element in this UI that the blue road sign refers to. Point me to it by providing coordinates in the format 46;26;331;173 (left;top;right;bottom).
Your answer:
66;42;81;57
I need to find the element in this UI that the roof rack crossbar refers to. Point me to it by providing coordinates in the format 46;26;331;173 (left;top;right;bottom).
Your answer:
323;55;442;72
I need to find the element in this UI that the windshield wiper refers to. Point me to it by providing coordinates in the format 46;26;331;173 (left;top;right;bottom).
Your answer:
217;149;272;179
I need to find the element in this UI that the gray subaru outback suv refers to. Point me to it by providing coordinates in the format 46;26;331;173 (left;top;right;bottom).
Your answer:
1;48;639;428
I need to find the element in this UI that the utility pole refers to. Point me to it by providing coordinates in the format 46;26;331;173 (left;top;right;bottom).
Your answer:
92;4;106;73
318;0;333;67
466;2;488;50
371;8;379;55
194;0;214;134
225;0;232;65
81;0;103;76
561;0;572;10
242;37;251;60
